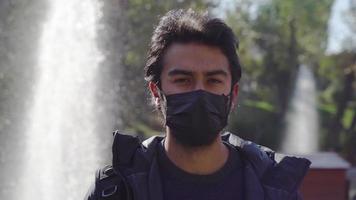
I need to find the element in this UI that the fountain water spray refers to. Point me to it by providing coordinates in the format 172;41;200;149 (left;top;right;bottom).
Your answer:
19;1;104;199
282;65;319;154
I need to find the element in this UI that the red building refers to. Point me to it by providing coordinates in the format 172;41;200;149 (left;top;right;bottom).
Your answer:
300;152;350;200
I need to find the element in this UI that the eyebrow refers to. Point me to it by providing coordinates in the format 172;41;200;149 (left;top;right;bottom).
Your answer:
206;70;228;77
168;69;193;76
167;69;228;77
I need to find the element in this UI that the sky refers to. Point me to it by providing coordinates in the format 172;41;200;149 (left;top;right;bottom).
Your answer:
327;0;355;54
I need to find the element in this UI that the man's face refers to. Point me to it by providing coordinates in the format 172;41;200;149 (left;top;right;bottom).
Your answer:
149;42;239;109
149;42;239;146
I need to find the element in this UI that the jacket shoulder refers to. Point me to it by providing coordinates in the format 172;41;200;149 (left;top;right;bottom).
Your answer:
222;132;311;198
222;132;275;178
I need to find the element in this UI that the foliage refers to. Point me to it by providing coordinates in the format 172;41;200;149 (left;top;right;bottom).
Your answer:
222;0;356;164
224;0;334;148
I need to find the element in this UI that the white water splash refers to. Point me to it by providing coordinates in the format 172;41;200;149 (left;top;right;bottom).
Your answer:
19;1;104;199
282;65;319;154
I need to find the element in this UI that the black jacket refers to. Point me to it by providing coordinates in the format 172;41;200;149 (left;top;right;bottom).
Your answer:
85;131;311;200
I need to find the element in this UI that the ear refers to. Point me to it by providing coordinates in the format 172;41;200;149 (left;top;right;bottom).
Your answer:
149;81;160;106
230;83;239;110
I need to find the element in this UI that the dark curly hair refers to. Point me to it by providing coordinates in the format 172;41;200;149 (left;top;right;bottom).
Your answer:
144;9;242;88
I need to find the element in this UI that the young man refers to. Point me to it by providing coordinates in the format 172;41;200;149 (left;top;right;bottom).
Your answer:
85;9;310;200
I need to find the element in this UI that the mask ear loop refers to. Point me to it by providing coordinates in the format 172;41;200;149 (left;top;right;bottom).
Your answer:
227;83;234;115
219;84;234;132
156;86;168;120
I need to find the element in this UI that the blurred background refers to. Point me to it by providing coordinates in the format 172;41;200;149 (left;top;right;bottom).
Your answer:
0;0;355;199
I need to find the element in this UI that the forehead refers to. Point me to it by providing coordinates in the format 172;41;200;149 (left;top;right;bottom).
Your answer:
161;42;230;75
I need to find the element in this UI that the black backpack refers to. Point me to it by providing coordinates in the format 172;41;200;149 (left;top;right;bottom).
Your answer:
91;165;132;200
89;131;142;200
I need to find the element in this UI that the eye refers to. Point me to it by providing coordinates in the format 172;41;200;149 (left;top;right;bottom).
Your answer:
208;78;223;84
173;78;191;84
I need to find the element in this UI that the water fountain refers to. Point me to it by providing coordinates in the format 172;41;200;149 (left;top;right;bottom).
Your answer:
280;64;354;199
282;64;319;154
17;1;105;199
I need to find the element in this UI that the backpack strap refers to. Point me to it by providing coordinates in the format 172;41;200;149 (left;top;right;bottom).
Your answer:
112;131;140;168
88;131;145;200
94;165;131;200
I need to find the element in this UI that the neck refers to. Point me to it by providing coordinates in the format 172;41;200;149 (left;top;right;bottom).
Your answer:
164;128;229;175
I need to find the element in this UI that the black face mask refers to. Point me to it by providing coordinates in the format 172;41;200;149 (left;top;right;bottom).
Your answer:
161;90;230;147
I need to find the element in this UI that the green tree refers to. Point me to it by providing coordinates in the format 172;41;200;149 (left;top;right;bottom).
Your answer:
317;0;356;162
225;0;333;149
